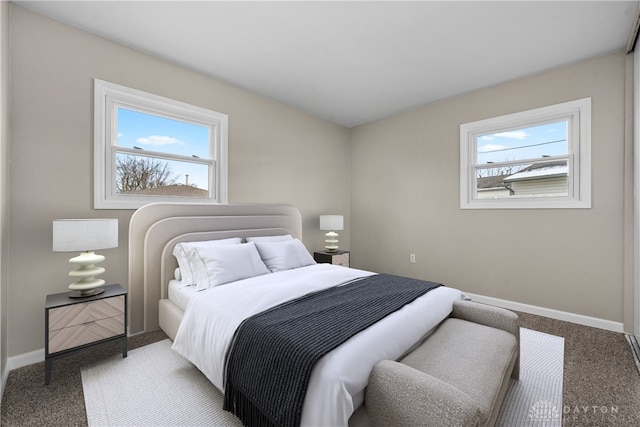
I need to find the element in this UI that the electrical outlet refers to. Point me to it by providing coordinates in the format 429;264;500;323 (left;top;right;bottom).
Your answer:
409;253;416;263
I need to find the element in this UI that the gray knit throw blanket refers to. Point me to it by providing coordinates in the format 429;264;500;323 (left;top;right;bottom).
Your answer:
223;273;442;427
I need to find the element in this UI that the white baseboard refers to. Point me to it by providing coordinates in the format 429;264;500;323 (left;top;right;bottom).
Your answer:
1;362;7;400
465;292;625;333
5;330;143;374
7;348;44;372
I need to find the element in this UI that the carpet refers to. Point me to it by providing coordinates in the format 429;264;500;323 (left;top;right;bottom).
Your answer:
82;328;564;426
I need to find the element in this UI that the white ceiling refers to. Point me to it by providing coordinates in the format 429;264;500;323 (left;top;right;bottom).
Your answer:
14;1;640;128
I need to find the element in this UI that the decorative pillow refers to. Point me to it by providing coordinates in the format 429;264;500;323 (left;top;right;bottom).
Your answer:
245;234;293;243
191;241;270;290
255;239;316;273
172;237;242;285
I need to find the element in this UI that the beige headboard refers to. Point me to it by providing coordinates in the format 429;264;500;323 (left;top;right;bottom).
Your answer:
128;203;302;333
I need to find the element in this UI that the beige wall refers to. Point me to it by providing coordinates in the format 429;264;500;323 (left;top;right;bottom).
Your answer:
1;0;10;391
4;4;636;361
8;5;350;355
350;51;632;329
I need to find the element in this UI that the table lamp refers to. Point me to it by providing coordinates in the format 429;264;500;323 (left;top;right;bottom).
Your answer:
319;215;344;252
53;218;118;297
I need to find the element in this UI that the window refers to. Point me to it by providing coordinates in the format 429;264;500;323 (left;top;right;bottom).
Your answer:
94;79;228;209
460;98;591;209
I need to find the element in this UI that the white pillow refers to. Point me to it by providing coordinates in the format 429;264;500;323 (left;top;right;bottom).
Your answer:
255;239;316;272
172;237;242;285
245;234;293;243
191;241;270;290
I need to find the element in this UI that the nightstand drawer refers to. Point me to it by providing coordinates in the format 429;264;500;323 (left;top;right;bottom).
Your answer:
48;315;125;353
48;295;125;331
332;253;349;267
314;251;350;267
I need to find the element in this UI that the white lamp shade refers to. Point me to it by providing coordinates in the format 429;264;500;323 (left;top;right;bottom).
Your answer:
320;215;344;231
53;219;118;252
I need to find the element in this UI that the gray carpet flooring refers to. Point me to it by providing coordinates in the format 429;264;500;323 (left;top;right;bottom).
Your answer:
1;313;639;427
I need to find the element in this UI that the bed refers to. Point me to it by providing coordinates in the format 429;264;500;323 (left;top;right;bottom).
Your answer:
128;203;466;426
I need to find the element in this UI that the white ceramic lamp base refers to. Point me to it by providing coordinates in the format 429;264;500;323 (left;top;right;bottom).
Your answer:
324;231;339;252
68;251;106;298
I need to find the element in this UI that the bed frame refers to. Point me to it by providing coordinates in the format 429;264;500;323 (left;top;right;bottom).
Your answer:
128;203;302;334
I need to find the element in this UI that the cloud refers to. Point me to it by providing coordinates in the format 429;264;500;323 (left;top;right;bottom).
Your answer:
479;143;507;153
117;133;123;138
136;135;185;146
493;131;528;140
480;135;495;141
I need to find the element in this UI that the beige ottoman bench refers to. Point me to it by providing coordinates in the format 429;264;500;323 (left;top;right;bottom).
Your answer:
366;300;519;427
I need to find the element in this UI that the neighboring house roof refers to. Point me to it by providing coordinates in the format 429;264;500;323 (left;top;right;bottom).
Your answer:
477;174;510;190
123;184;208;197
477;161;568;191
503;161;568;183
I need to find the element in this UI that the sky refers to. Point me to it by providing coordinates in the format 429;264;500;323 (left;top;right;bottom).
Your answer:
115;106;567;189
476;120;568;165
116;107;211;189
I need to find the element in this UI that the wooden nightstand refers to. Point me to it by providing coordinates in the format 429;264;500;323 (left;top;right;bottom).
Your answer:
314;250;350;267
45;284;127;384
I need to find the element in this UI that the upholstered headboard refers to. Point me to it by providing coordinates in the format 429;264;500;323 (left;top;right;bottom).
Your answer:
128;203;302;333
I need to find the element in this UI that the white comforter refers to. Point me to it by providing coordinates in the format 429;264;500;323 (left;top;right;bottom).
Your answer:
172;263;465;426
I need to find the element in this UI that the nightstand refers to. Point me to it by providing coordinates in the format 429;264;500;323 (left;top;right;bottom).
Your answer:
45;283;127;384
314;250;350;267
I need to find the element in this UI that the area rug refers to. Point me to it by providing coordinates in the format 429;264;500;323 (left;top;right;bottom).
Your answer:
496;328;565;427
82;328;564;426
81;339;242;427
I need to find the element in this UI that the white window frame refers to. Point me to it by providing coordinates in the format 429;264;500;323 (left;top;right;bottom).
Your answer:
94;79;228;209
460;98;591;209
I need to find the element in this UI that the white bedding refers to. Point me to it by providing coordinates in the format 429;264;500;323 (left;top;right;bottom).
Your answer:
167;279;198;310
171;263;465;426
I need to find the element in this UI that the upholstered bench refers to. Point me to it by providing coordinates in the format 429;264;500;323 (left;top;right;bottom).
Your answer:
366;300;519;427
